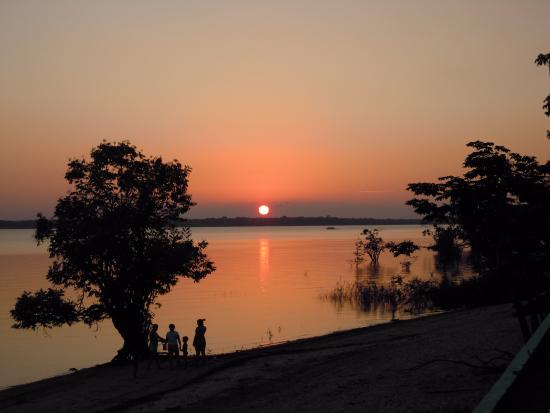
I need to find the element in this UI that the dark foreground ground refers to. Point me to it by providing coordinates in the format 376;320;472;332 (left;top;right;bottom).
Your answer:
0;305;525;413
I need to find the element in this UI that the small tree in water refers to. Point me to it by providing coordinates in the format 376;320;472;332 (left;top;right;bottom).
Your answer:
361;229;386;264
352;239;365;267
11;141;215;362
386;240;420;272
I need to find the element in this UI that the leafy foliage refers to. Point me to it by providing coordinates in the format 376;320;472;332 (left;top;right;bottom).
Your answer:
386;240;420;272
407;141;550;298
361;228;386;264
352;238;365;266
422;226;463;263
11;141;215;358
355;233;420;271
11;289;80;329
386;240;420;257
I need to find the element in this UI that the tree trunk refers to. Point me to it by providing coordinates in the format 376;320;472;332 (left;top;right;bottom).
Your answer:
110;311;149;364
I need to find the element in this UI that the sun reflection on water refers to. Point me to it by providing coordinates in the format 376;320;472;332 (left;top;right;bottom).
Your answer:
259;239;270;292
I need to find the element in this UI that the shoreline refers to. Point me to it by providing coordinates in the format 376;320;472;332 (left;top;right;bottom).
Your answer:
0;304;523;412
0;313;432;391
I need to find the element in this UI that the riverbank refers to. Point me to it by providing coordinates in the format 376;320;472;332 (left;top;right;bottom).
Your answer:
0;304;523;413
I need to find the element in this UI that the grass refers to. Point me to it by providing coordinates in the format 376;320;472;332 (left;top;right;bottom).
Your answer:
322;278;438;318
322;275;507;318
323;270;549;319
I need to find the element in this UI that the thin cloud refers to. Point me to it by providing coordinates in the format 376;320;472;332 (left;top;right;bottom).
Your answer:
358;190;395;193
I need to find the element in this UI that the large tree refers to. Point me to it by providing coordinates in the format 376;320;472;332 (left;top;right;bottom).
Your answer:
407;141;550;295
11;141;214;360
407;53;550;299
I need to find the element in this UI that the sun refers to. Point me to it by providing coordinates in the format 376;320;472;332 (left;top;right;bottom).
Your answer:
258;205;270;215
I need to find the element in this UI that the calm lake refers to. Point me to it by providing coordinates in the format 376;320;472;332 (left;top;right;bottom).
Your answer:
0;225;469;388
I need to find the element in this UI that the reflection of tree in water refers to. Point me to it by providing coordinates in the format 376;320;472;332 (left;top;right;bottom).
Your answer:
341;227;475;320
354;262;404;286
321;277;437;320
353;248;473;285
336;239;475;317
366;263;381;277
434;249;473;279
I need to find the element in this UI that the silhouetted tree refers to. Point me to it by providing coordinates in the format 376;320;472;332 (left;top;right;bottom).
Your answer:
422;226;463;266
407;141;550;297
352;239;365;267
361;229;385;264
11;141;215;361
535;53;550;139
386;240;419;258
386;240;420;272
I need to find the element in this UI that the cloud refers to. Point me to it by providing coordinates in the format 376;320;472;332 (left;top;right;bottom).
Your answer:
358;190;394;193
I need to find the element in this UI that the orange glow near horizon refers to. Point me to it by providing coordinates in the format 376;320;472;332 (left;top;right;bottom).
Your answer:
0;2;549;219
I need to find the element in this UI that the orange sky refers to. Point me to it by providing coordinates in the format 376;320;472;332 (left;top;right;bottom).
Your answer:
1;0;549;219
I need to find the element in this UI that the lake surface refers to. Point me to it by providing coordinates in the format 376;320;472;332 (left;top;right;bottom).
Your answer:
0;225;469;388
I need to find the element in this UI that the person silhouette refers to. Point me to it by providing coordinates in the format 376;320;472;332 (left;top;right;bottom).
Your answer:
165;323;181;369
146;324;165;370
181;336;189;368
181;336;189;357
192;318;207;361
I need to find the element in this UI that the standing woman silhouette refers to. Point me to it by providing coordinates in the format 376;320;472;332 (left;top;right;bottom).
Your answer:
193;318;207;361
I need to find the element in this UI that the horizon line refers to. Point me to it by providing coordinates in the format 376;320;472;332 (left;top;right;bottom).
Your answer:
0;215;421;222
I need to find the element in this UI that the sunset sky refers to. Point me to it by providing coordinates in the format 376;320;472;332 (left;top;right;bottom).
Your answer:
1;0;549;219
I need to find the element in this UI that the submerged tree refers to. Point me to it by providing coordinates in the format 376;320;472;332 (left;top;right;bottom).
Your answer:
11;141;215;361
361;229;386;264
386;240;420;258
352;238;365;267
386;240;420;272
407;141;550;295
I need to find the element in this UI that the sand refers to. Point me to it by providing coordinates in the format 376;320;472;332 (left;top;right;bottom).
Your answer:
0;304;524;413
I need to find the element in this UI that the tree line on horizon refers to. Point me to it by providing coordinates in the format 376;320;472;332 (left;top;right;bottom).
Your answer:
0;216;422;229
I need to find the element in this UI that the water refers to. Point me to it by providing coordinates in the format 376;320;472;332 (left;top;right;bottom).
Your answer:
0;225;469;388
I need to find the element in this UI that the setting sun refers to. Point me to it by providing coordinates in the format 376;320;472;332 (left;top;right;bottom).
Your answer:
258;205;270;215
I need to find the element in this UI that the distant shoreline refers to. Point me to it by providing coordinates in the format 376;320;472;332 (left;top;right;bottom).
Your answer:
0;217;421;229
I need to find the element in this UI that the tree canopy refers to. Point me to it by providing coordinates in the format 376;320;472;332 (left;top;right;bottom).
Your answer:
361;229;386;264
386;241;420;258
406;141;550;295
11;141;215;359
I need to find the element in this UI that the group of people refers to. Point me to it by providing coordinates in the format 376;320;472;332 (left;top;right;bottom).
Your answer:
147;318;207;369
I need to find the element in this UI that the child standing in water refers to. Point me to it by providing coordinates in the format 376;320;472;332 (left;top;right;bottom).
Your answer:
193;319;207;361
166;323;181;369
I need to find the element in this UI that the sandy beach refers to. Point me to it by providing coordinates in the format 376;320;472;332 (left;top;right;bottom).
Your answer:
0;304;524;413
